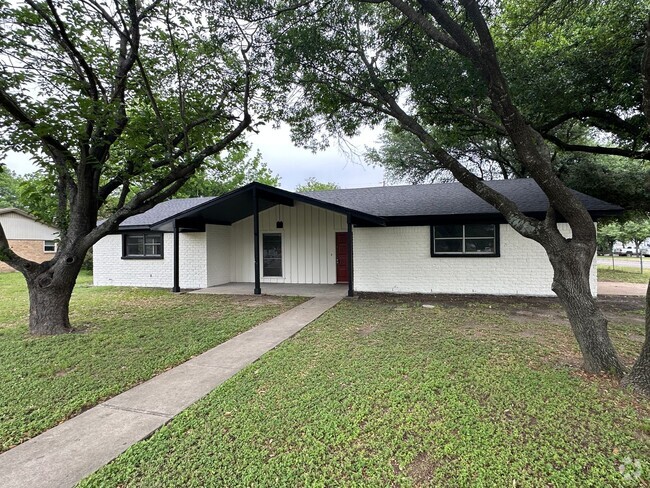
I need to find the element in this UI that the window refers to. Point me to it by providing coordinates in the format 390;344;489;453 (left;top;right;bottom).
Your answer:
44;240;56;253
262;233;282;277
431;224;499;257
122;232;163;259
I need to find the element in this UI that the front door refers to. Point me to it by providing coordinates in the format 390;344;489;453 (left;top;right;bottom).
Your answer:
335;232;348;283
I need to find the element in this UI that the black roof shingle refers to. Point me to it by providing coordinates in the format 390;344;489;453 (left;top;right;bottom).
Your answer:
117;179;623;229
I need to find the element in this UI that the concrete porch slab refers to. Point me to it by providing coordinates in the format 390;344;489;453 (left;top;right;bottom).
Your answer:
189;282;348;298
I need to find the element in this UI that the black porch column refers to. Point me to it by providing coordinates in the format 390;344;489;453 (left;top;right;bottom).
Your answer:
172;220;180;293
347;214;354;297
253;187;261;295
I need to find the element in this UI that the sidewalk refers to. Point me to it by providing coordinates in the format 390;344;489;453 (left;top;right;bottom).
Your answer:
0;295;342;488
598;281;648;296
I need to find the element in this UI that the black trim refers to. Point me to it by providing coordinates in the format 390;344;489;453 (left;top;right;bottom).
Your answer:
172;223;180;292
122;231;164;259
253;187;261;295
347;214;354;297
430;224;501;258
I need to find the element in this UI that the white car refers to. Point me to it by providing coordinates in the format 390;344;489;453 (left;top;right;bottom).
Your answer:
612;245;636;256
640;245;650;257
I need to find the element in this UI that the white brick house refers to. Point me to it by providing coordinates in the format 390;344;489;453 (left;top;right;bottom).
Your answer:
93;180;621;297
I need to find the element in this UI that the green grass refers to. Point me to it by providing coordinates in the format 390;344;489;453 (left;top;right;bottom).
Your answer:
598;265;650;284
0;271;304;452
80;295;649;487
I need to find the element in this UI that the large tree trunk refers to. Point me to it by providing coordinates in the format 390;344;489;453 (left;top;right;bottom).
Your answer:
25;258;83;335
550;252;625;377
621;281;650;396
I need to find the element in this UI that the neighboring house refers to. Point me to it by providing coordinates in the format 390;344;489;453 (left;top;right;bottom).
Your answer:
0;208;59;272
93;179;622;297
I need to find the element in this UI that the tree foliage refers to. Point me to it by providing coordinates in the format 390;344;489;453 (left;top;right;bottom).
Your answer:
0;169;21;209
295;177;340;192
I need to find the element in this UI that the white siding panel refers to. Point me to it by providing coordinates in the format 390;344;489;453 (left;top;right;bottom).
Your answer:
229;202;346;284
0;212;58;240
206;225;231;286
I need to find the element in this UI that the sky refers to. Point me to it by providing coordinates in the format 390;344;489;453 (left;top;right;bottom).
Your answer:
4;123;387;191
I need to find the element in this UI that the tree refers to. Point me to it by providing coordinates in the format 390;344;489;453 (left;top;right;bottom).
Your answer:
369;125;650;213
266;0;650;384
596;222;621;256
619;218;650;256
0;169;22;209
0;0;260;334
295;177;340;192
174;147;279;198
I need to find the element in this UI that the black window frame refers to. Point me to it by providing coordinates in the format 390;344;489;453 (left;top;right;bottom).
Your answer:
122;232;164;259
262;232;283;277
430;224;500;257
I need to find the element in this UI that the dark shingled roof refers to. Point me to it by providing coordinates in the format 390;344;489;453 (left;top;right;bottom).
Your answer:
120;196;217;228
302;179;621;219
117;179;623;229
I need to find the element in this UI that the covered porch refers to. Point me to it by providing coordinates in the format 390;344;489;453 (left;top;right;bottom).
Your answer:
151;182;384;297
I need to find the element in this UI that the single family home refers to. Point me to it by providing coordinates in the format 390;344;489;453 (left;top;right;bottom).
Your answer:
0;208;59;272
93;179;622;296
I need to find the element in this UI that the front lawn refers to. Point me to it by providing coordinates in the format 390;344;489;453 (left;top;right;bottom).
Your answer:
598;265;650;284
0;271;304;452
81;294;649;487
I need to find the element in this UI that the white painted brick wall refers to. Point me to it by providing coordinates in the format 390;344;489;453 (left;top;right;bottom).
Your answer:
353;223;597;297
93;232;207;289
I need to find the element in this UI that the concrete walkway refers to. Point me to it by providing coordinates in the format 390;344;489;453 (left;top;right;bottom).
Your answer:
0;295;342;488
598;281;648;296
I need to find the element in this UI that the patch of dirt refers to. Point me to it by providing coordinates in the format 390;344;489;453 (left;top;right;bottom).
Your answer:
359;292;646;325
357;323;378;337
407;452;442;486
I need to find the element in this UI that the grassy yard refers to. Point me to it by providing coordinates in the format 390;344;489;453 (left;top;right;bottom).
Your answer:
81;294;649;487
598;265;650;284
0;271;304;453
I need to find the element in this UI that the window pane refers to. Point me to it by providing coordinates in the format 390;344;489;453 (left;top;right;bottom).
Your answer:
435;239;463;253
263;234;282;276
465;224;495;238
435;225;463;238
465;238;495;254
44;240;56;252
144;234;162;256
126;235;144;256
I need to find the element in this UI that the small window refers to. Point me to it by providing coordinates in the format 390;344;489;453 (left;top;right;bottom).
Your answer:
44;240;56;253
122;232;163;259
262;233;282;277
431;224;499;257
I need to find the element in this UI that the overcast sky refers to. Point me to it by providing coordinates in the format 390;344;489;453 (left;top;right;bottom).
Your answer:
4;123;387;191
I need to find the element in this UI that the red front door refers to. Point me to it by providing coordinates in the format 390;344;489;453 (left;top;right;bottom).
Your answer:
336;232;348;283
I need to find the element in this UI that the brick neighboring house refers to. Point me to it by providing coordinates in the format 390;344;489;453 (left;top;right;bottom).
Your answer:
93;179;623;297
0;208;59;272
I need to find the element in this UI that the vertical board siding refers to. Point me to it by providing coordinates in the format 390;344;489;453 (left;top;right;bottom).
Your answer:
229;202;346;284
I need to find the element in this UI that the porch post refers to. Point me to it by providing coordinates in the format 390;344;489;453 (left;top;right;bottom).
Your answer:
347;214;354;297
172;220;180;293
253;187;261;295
